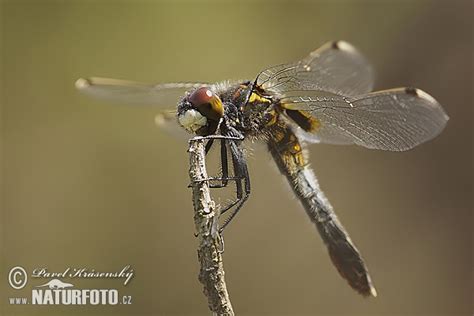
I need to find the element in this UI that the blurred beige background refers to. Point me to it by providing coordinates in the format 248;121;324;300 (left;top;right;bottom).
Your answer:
1;1;472;315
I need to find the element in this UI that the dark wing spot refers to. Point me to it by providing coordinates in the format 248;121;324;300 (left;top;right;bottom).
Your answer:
285;109;320;132
331;41;340;50
405;87;418;96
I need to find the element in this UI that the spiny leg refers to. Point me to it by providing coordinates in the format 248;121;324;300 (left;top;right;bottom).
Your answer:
220;138;229;187
201;139;233;189
208;138;231;188
207;139;244;213
204;138;214;155
219;140;251;232
189;135;240;188
188;134;251;232
189;135;243;142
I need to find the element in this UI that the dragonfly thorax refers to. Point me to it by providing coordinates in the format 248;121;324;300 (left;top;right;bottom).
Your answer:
214;82;278;139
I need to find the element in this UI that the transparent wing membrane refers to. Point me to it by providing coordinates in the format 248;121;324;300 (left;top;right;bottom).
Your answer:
281;88;449;151
154;110;190;140
256;41;374;97
75;77;206;106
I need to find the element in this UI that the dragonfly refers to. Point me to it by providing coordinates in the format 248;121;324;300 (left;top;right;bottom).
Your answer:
75;40;448;297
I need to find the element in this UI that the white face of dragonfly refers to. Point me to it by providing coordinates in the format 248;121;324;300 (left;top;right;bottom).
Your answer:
178;109;208;133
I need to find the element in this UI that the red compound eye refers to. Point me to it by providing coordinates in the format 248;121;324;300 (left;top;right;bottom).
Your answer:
187;87;224;120
188;87;214;107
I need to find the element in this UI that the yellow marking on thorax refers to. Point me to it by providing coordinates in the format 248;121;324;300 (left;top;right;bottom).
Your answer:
248;92;271;104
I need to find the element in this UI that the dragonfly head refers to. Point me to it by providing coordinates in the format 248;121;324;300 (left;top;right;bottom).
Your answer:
177;87;224;135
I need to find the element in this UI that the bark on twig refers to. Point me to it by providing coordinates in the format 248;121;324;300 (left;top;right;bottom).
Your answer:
188;137;234;316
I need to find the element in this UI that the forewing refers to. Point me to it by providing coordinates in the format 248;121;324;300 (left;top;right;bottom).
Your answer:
256;41;374;97
282;88;449;151
75;77;207;106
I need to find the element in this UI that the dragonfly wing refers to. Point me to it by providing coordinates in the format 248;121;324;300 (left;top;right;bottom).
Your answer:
281;88;449;151
256;41;374;97
75;77;207;107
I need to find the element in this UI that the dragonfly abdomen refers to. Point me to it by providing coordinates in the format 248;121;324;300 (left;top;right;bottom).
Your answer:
267;122;377;297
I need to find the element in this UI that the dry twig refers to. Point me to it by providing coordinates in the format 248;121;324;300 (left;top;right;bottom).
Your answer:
188;137;234;316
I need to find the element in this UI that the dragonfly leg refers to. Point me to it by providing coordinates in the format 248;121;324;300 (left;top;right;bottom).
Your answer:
204;138;214;155
189;139;234;188
219;138;229;187
189;132;250;232
219;140;251;233
206;138;232;188
189;135;244;142
191;176;241;188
